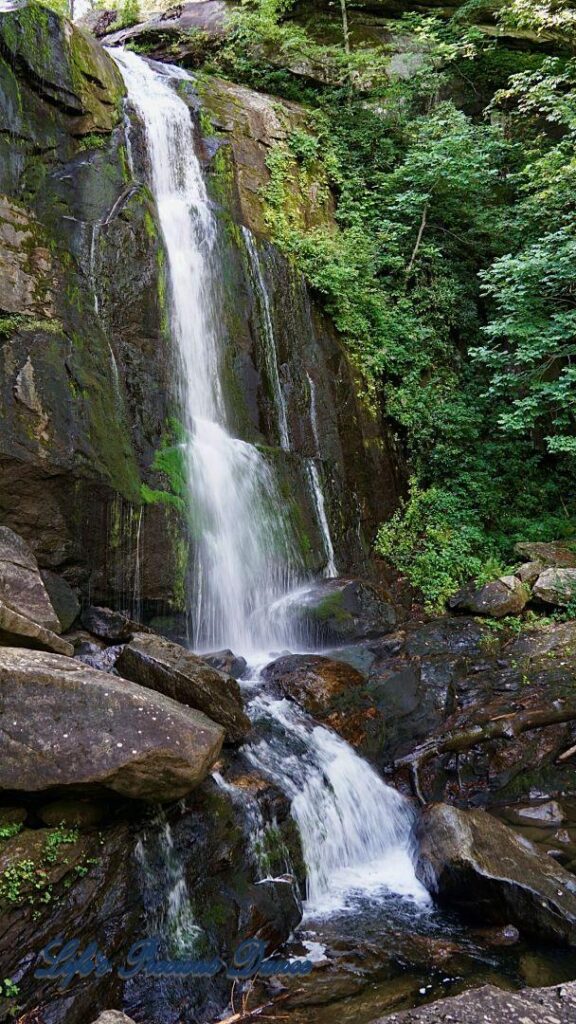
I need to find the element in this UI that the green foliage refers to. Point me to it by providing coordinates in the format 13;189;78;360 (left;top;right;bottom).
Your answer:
0;979;19;999
219;0;576;602
0;824;22;841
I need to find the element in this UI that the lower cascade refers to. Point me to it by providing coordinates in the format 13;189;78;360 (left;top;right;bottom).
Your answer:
112;47;424;924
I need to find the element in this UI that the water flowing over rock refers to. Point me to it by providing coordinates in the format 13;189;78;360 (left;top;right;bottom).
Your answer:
417;803;576;945
112;50;305;654
117;632;251;743
0;648;224;800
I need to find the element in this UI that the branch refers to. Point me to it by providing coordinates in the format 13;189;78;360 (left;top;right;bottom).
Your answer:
406;203;428;277
218;990;299;1024
395;702;576;804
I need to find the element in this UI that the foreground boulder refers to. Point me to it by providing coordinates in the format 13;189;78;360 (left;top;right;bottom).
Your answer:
263;653;366;718
376;980;576;1024
448;575;529;618
417;803;576;945
116;633;250;742
91;1014;136;1024
0;527;61;633
0;648;224;800
0;598;73;656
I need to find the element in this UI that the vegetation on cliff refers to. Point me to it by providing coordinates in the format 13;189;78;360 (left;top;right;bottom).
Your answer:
198;0;576;607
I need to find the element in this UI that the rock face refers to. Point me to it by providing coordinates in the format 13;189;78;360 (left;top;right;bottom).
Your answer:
0;648;224;800
448;575;529;618
533;567;576;606
0;527;61;632
375;981;576;1024
117;633;251;743
103;0;233;64
417;803;576;945
81;605;136;642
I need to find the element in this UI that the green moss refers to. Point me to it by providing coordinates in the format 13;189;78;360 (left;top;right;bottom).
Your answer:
309;590;348;623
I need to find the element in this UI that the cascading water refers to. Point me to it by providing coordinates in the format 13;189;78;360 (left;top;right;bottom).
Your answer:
113;50;302;654
113;48;426;930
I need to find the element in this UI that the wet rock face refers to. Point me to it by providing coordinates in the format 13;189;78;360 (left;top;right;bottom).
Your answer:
0;647;224;800
417;803;576;945
383;617;576;805
116;632;251;743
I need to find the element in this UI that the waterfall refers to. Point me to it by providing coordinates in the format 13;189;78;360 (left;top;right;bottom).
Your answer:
112;49;426;923
306;460;337;578
245;690;429;915
242;227;290;451
112;50;303;655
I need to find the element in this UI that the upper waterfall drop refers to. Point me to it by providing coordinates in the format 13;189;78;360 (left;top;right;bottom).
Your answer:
111;50;304;654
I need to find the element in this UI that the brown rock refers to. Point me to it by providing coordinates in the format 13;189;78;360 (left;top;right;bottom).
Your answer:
262;653;366;718
38;798;108;829
515;560;544;585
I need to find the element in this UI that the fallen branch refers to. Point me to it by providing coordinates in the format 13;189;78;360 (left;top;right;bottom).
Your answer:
395;702;576;804
218;990;299;1024
406;202;428;276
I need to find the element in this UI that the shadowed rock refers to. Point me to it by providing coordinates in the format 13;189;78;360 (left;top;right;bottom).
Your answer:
417;803;576;945
0;648;224;801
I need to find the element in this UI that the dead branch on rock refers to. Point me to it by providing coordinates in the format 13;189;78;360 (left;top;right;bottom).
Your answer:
218;990;298;1024
395;702;576;804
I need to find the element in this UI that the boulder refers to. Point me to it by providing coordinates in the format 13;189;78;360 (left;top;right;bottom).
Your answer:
75;641;124;673
448;575;529;618
417;803;576;945
40;570;80;632
80;606;136;642
279;578;396;645
375;980;576;1024
202;648;248;680
116;633;250;743
515;560;544;585
0;806;26;827
515;540;576;568
0;527;60;633
0;599;73;656
262;653;366;718
533;567;576;606
0;648;224;801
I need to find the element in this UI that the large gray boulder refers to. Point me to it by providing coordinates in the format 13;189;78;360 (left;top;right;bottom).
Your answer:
116;633;251;743
0;648;224;801
448;575;529;618
515;540;576;568
533;567;576;606
417;803;576;945
0;527;61;633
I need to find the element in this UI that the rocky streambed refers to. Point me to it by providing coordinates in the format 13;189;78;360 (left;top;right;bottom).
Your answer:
1;524;576;1022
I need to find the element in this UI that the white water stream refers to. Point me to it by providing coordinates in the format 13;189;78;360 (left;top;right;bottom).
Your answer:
113;49;426;922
